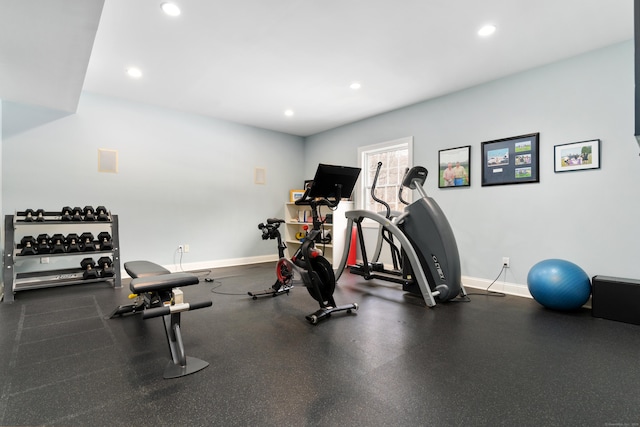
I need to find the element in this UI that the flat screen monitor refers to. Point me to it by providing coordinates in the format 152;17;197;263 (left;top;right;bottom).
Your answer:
308;164;361;199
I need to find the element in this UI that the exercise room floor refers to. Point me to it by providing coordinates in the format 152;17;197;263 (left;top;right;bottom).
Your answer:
1;262;639;426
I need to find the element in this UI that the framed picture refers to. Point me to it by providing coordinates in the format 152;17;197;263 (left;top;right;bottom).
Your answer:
290;189;305;202
554;139;601;172
439;145;471;188
481;133;540;186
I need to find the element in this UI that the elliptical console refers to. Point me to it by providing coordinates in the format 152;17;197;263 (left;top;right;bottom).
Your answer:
402;166;428;189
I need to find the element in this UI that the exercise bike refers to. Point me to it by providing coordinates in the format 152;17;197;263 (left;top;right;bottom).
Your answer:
336;164;466;307
247;219;294;299
275;163;361;324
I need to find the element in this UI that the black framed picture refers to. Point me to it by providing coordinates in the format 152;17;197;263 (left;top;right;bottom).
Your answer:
554;139;601;172
481;133;540;186
438;145;471;188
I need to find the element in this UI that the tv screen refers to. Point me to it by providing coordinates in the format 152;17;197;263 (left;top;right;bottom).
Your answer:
308;164;361;199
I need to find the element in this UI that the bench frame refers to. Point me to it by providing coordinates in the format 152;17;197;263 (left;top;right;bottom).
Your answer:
109;261;211;378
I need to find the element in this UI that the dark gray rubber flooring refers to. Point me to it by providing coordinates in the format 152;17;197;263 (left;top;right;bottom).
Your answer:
1;262;639;426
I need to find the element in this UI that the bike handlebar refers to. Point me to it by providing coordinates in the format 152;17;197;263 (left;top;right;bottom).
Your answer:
295;185;343;209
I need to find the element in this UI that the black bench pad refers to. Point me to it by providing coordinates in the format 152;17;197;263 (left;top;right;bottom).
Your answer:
124;260;171;278
130;272;200;294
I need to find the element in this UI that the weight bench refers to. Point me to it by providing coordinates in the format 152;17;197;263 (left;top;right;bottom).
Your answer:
109;260;212;378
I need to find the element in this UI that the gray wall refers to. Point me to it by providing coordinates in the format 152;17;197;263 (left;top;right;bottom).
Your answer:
305;41;640;289
2;93;305;268
2;41;639;290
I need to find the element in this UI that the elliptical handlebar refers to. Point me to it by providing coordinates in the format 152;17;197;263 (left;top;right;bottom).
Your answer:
398;167;410;205
371;162;392;218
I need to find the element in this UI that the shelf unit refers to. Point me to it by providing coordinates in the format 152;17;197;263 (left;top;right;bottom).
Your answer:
283;201;352;267
3;210;121;303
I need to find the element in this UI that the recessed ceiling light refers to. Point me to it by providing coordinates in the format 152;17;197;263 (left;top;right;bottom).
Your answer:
126;67;143;78
284;109;294;117
350;82;361;90
478;24;496;37
161;2;181;16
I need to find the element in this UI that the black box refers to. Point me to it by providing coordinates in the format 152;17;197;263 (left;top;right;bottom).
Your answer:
592;275;640;325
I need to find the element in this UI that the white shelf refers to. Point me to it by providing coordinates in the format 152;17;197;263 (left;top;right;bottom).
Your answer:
283;201;353;266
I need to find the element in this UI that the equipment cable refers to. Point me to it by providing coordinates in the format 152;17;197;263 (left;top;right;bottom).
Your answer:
465;264;507;297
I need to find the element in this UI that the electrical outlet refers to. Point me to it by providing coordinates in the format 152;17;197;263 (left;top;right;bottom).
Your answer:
178;245;184;253
502;257;510;268
184;244;189;253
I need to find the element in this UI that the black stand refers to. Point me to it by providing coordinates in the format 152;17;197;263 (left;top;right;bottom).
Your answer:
249;219;293;299
161;313;209;379
305;303;359;324
248;280;293;299
109;262;212;378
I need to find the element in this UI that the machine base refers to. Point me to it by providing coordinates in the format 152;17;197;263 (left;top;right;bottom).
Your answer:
164;356;209;379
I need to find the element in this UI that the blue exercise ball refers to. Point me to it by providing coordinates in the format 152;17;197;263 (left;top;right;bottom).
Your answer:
527;259;591;311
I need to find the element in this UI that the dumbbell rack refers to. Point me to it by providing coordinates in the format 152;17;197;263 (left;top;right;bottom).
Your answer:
2;210;121;303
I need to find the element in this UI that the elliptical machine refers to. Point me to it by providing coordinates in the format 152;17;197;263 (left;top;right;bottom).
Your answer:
336;164;466;306
274;163;362;324
355;162;408;283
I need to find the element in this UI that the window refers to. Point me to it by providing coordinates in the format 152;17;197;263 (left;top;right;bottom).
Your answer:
357;137;413;213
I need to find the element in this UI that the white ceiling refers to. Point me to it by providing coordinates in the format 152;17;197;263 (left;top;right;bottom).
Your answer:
0;0;634;137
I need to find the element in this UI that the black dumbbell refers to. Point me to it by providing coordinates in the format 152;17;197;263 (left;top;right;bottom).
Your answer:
96;206;110;221
36;234;51;254
83;206;96;221
97;257;115;277
20;236;37;256
23;209;35;222
71;207;83;221
50;234;66;253
66;233;81;252
61;206;73;221
81;258;99;280
97;232;113;251
35;209;46;222
80;232;95;251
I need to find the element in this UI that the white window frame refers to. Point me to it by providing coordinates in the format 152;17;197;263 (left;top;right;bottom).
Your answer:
357;137;413;225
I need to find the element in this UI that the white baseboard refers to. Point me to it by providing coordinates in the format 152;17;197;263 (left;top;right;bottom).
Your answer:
346;258;533;299
462;275;532;299
166;254;278;273
119;260;595;309
120;254;278;278
119;258;530;301
462;275;593;308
